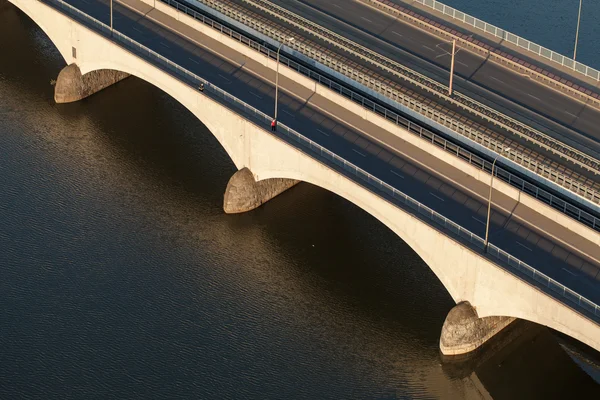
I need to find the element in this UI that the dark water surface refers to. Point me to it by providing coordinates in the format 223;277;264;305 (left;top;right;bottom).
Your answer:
1;6;599;399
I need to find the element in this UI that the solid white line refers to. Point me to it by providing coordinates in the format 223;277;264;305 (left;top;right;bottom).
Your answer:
562;268;577;276
352;149;367;157
249;91;263;99
282;109;295;118
218;74;231;82
516;241;533;251
188;57;199;64
422;45;436;52
317;129;330;136
160;42;170;48
472;216;486;225
361;17;372;23
429;192;445;201
390;170;404;179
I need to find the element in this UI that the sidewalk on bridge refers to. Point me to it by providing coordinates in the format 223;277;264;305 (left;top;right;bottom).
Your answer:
117;0;600;279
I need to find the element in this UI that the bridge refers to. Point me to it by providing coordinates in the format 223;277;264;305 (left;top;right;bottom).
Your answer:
4;0;600;356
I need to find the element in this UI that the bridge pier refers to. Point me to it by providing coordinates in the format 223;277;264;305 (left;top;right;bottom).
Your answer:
440;302;516;356
223;168;299;214
54;64;129;104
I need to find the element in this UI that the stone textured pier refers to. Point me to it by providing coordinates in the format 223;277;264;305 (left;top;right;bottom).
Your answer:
223;168;299;213
54;64;129;103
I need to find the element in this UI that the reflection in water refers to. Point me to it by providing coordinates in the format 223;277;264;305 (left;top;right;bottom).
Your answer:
0;6;598;399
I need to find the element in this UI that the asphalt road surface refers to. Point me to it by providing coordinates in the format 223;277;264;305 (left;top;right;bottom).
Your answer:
38;0;600;306
240;0;600;160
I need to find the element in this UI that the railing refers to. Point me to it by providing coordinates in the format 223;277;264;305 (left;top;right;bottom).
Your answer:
156;0;600;232
184;0;600;209
409;0;600;83
232;0;600;176
42;0;600;321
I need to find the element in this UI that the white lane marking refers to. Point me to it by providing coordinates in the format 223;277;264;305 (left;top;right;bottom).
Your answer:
133;27;143;33
160;42;170;48
429;192;445;201
457;60;469;68
188;57;199;64
353;148;367;157
317;129;330;136
422;45;436;52
472;216;486;225
391;31;403;37
516;241;533;251
490;76;504;84
249;91;263;99
527;93;540;101
218;74;231;83
333;4;342;8
361;17;372;23
282;109;295;118
390;170;404;179
564;111;579;119
562;268;577;276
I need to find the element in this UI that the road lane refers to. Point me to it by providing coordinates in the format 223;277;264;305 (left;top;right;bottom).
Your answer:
261;0;600;157
47;0;600;304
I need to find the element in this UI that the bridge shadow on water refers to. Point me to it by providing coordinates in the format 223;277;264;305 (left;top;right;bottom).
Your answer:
2;7;600;398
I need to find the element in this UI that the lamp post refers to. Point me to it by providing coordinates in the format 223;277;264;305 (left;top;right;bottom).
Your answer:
274;37;294;121
448;39;456;96
110;0;113;34
574;0;583;61
484;148;511;250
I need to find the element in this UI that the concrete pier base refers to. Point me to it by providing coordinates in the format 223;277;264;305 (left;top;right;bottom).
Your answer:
223;167;299;214
440;302;516;356
54;64;129;103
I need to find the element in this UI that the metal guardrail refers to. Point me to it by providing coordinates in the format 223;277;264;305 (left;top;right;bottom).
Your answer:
188;0;600;208
157;0;600;232
234;0;600;176
42;0;600;321
409;0;600;83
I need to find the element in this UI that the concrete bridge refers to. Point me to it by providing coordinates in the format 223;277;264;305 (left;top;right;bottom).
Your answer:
5;0;600;356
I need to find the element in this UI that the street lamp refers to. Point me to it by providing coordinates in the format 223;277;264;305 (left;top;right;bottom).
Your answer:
574;0;583;61
448;39;457;96
274;37;294;122
110;0;113;34
484;148;511;250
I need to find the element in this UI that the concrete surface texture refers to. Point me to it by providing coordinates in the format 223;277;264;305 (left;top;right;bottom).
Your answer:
439;301;516;356
54;63;129;103
223;167;299;214
9;0;600;353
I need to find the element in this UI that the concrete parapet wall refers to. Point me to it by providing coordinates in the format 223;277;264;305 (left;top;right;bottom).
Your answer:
54;63;129;103
440;302;516;355
12;0;600;354
132;0;600;247
223;167;299;213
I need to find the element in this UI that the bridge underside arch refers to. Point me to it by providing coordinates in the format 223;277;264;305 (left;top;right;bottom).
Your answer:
11;0;600;354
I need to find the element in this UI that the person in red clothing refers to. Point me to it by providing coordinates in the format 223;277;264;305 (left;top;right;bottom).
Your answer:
271;119;277;132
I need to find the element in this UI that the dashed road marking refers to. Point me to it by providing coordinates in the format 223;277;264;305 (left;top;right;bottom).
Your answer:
160;42;170;48
562;268;577;276
188;57;199;64
422;45;436;52
352;148;367;157
133;27;143;33
282;109;295;118
218;74;231;83
429;192;445;201
317;129;330;136
390;170;404;179
249;91;263;99
361;17;372;23
472;216;486;225
516;241;533;251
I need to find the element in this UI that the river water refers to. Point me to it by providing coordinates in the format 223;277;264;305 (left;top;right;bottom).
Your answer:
1;4;600;400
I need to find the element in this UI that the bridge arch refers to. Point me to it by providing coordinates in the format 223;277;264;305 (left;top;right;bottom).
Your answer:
10;0;600;354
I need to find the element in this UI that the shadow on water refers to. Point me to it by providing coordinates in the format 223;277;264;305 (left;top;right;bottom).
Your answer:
1;5;600;399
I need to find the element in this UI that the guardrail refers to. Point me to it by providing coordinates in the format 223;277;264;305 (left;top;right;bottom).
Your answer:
186;0;600;209
156;0;600;232
409;0;600;84
233;0;600;176
43;0;600;322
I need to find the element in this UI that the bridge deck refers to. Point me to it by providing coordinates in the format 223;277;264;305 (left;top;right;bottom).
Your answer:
37;0;600;305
